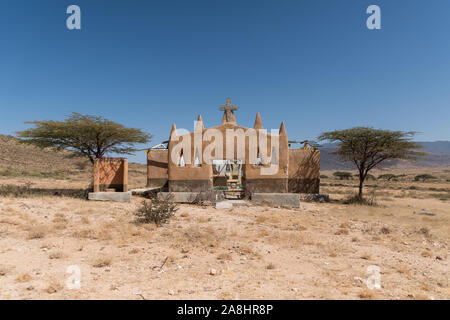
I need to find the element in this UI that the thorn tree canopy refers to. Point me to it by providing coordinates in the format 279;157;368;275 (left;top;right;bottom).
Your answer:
17;113;152;164
318;127;424;198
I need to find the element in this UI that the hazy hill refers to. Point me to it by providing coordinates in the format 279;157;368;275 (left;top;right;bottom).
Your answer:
1;134;449;175
0;134;146;181
319;141;450;170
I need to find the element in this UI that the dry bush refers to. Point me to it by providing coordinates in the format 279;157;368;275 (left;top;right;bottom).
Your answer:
343;194;377;206
92;257;112;268
396;266;412;277
266;263;276;270
380;227;391;234
418;227;431;238
335;229;349;235
236;245;261;259
217;253;232;261
421;251;432;258
72;228;96;239
180;225;223;249
128;248;140;254
360;253;371;260
196;217;210;223
26;225;48;239
258;229;270;237
16;273;32;283
358;289;375;299
49;251;64;259
45;280;63;294
135;197;178;226
0;267;8;276
255;216;268;223
339;222;350;229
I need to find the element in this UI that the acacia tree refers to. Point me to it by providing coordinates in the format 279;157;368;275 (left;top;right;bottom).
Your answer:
17;113;151;164
319;127;424;199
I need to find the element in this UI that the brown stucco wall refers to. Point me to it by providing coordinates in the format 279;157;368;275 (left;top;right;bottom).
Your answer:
288;149;320;194
160;112;320;194
93;158;128;192
147;150;169;188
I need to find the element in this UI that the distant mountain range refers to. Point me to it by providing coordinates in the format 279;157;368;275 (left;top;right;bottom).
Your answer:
319;141;450;170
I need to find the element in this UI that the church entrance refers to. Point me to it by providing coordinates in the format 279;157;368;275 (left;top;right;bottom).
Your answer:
212;159;243;199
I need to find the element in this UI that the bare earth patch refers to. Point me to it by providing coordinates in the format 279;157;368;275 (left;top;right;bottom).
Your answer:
0;185;449;300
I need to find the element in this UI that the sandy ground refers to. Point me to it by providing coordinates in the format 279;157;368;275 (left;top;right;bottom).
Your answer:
0;175;449;300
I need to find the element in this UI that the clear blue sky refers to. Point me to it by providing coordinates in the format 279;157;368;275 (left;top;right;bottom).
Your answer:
1;0;449;163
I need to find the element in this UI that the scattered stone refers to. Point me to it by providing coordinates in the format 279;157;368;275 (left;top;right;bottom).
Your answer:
168;289;174;295
252;193;301;208
228;200;249;207
215;201;233;210
414;211;436;216
209;268;217;275
88;192;131;202
298;193;330;203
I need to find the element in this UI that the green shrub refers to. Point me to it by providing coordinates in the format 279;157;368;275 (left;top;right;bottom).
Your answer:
378;173;398;181
343;194;376;206
354;173;376;181
135;195;178;226
333;171;353;180
430;192;450;201
0;184;89;198
414;174;437;182
320;175;329;179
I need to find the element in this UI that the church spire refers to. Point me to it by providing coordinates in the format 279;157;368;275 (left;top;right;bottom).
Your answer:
170;123;177;140
254;112;263;130
196;115;204;131
279;122;287;136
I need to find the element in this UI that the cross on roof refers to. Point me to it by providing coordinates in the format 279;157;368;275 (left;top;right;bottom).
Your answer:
220;98;238;122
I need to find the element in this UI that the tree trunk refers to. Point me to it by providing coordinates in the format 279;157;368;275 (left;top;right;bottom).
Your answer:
358;171;365;199
358;179;364;199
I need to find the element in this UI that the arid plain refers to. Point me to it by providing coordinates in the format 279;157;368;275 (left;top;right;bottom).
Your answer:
0;135;449;299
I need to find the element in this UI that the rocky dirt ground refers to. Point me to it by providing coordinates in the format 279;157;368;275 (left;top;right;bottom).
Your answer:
0;168;449;300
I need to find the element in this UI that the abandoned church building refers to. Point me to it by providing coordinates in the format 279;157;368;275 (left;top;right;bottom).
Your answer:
146;99;320;204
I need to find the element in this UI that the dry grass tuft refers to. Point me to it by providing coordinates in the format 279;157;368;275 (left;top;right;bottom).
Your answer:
45;280;63;294
128;248;140;254
358;289;375;299
49;251;64;259
217;253;233;261
26;225;48;239
335;229;349;235
360;253;371;260
0;267;8;276
421;251;432;258
92;257;112;268
266;263;276;270
418;227;431;238
16;273;32;283
180;225;223;248
255;216;268;223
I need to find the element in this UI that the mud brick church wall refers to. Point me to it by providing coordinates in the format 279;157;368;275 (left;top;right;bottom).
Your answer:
93;158;128;192
288;149;320;194
147;150;169;188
